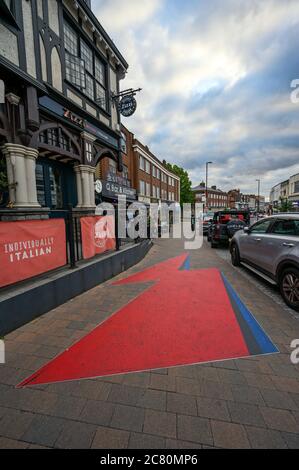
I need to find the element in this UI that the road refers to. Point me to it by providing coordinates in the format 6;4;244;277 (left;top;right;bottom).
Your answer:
214;244;299;321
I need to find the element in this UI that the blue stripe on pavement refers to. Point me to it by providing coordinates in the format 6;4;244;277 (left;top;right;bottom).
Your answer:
180;256;191;271
221;273;279;354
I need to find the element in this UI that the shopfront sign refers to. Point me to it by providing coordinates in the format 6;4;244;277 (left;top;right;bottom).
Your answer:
138;196;151;205
101;180;137;201
63;108;85;128
106;171;131;188
81;216;116;260
0;219;66;288
39;96;119;149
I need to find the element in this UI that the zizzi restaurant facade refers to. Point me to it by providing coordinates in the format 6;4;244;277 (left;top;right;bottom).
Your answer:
0;0;152;334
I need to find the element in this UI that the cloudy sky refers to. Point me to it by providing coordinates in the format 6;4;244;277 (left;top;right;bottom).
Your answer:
92;0;299;197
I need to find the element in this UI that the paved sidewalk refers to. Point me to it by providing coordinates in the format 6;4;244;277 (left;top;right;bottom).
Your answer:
0;238;299;449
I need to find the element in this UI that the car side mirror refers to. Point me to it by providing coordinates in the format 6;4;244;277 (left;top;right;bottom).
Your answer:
243;226;250;234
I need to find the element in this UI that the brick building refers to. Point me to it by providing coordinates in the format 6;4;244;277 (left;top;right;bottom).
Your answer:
95;125;180;206
192;182;228;210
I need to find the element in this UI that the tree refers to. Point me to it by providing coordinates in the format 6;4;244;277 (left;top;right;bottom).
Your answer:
164;162;195;205
279;198;293;213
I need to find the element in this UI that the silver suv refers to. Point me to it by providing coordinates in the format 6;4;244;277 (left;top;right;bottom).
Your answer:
230;214;299;311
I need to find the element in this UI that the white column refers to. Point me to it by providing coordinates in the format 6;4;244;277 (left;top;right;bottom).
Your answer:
2;144;28;207
25;148;40;207
75;165;95;209
88;167;96;208
74;165;83;208
1;143;41;208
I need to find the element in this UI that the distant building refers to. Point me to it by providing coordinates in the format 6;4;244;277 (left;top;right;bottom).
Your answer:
227;189;241;209
289;173;299;209
269;173;299;210
192;182;228;210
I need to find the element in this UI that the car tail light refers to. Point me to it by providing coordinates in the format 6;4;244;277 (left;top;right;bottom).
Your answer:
214;224;221;238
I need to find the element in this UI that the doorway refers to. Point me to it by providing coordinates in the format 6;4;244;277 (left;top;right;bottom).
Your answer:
36;158;77;218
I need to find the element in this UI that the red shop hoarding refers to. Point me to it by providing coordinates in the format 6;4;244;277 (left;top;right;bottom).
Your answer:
81;216;116;260
0;219;67;288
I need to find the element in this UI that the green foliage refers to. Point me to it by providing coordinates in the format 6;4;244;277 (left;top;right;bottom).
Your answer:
279;198;293;212
164;162;195;205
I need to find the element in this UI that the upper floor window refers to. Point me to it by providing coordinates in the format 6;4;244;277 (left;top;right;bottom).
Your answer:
109;159;117;175
122;165;129;180
139;156;145;171
145;160;150;174
64;22;107;110
121;132;127;154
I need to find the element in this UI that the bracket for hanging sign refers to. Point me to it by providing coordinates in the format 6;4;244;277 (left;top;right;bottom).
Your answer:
111;88;142;117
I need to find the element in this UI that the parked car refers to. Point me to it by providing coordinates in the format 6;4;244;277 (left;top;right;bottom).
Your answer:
202;212;214;236
230;214;299;311
208;210;250;248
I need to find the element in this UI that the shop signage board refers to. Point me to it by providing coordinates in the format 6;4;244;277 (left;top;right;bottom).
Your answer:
101;180;137;200
39;96;119;149
0;219;66;288
81;216;116;260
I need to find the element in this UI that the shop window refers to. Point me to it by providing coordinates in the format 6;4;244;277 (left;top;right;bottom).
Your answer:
36;163;46;207
35;160;77;210
47;128;59;147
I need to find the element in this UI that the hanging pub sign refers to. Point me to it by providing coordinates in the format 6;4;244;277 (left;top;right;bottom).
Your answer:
119;95;137;117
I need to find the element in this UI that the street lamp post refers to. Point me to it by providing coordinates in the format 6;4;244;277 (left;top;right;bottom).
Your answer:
256;179;261;214
205;161;213;212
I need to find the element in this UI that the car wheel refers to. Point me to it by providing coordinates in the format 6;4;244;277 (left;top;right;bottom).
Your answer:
211;241;218;248
231;243;241;266
279;268;299;312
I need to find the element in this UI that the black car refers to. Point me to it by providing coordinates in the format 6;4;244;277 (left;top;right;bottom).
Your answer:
208;210;250;248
